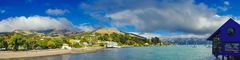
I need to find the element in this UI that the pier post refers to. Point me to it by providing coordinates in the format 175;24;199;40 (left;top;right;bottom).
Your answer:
215;55;219;60
222;56;224;60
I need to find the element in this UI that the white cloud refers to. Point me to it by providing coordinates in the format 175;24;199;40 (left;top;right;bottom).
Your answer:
218;1;230;11
81;0;234;35
129;32;209;39
218;6;228;11
224;1;230;5
46;8;69;15
104;0;230;34
0;16;97;32
0;16;74;32
77;23;95;32
129;32;162;39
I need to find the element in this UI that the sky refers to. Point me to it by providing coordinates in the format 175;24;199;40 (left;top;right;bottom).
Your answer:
0;0;238;38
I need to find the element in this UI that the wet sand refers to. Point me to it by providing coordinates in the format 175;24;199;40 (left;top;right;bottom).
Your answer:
0;47;102;59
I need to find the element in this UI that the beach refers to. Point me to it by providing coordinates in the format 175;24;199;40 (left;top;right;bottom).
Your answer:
0;47;102;59
9;45;213;60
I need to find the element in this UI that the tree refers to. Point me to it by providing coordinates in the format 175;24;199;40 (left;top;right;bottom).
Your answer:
120;34;127;44
23;39;31;50
53;37;64;48
37;39;48;49
47;39;55;49
125;40;136;45
23;34;39;50
0;33;12;50
69;39;82;48
9;33;26;51
151;37;161;45
73;43;82;48
102;34;109;41
69;39;77;47
0;34;6;48
0;37;4;48
60;36;70;45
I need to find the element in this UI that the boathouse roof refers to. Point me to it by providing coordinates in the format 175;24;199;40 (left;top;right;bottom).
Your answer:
207;18;240;42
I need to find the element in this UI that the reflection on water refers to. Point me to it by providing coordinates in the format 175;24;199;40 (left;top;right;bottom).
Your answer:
7;45;214;60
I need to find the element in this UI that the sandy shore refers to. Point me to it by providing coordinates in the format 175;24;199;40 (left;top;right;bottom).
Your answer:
0;47;102;59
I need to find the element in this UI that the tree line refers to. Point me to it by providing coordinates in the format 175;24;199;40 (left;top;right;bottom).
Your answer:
0;32;171;51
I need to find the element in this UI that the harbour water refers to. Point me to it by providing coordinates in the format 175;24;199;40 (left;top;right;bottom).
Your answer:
9;45;214;60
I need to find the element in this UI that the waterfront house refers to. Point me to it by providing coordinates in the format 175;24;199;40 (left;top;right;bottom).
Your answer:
61;43;72;50
73;40;80;43
207;18;240;59
106;41;119;48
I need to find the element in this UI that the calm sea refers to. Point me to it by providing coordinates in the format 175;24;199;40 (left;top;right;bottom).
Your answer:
9;45;214;60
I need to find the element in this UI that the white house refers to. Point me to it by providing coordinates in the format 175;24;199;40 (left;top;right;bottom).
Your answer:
106;41;119;48
61;43;72;50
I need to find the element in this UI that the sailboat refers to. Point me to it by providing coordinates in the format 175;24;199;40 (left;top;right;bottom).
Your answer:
192;41;197;48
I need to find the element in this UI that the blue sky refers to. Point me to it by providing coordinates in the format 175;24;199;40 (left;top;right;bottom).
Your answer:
0;0;237;38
